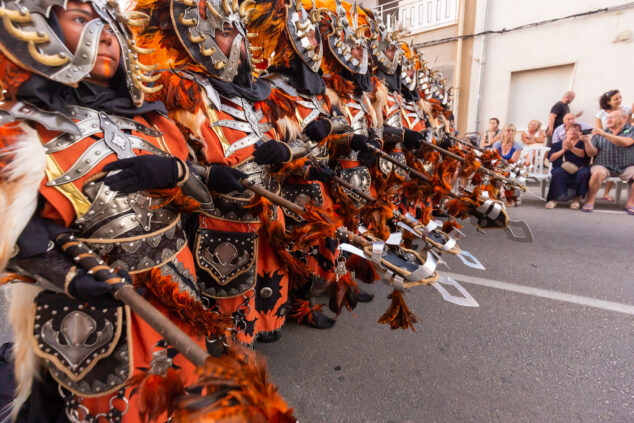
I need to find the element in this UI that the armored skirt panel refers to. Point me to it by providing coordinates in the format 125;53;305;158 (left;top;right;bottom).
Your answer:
183;96;289;345
338;94;375;204
29;111;206;421
282;95;339;284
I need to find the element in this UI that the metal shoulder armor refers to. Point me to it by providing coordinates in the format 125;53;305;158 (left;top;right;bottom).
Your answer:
0;100;80;134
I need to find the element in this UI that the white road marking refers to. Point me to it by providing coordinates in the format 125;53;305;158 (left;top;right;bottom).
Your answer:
444;272;634;315
592;209;627;215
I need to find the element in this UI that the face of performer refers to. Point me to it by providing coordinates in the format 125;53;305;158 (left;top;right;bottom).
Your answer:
215;22;247;63
406;67;415;79
351;42;365;62
307;29;319;49
56;1;120;86
385;44;397;61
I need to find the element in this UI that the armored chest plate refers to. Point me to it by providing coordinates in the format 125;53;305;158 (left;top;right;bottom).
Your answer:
195;229;258;299
281;182;324;224
32;292;131;397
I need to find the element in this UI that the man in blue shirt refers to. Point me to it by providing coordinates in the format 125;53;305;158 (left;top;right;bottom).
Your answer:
581;110;634;213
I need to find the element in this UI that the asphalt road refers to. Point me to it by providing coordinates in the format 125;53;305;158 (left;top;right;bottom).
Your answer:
1;186;632;422
257;186;634;423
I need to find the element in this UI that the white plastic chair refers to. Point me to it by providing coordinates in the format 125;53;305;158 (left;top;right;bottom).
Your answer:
604;177;625;204
520;146;551;200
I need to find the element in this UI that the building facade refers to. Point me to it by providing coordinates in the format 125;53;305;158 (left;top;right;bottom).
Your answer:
365;0;634;134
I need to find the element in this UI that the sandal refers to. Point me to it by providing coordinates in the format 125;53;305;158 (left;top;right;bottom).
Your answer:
545;201;557;209
625;206;634;216
601;196;615;202
581;204;594;213
570;201;580;210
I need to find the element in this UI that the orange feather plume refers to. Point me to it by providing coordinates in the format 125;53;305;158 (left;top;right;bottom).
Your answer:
171;346;296;422
378;289;417;331
0;52;32;101
134;268;232;339
289;298;325;324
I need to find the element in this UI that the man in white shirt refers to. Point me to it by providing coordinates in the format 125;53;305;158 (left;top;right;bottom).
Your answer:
551;113;592;145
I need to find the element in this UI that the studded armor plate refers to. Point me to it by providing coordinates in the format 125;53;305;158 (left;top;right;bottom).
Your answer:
280;182;324;225
338;166;371;205
195;229;258;299
379;150;409;179
32;292;131;397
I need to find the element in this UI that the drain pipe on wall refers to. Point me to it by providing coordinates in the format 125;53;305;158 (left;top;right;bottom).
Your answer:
453;0;466;129
474;0;491;133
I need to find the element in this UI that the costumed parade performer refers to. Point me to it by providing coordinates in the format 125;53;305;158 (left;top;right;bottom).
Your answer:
0;0;294;421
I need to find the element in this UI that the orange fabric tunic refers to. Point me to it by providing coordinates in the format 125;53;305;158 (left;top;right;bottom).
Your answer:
26;110;208;422
163;76;289;344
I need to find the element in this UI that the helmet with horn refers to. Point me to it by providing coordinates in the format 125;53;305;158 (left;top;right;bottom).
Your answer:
285;0;324;72
247;0;324;73
0;0;157;106
321;0;368;75
170;0;253;82
400;40;420;91
367;12;402;75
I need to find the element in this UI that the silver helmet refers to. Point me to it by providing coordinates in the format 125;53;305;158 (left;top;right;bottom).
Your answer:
400;43;420;92
170;0;253;82
0;0;158;106
368;14;401;75
325;0;368;75
285;0;323;72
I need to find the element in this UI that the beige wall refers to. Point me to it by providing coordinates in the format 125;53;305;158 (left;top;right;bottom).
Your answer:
405;0;477;133
465;0;634;134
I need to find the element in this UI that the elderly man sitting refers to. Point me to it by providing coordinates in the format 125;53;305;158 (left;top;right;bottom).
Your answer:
552;113;592;145
581;109;634;214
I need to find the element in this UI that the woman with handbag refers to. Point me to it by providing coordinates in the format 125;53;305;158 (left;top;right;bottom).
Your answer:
545;123;591;209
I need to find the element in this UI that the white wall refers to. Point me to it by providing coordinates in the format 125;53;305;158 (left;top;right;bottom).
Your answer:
465;0;634;133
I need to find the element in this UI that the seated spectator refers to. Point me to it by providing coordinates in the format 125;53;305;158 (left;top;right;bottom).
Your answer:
581;109;634;214
594;89;632;202
521;120;546;145
480;117;501;149
552;113;592;145
492;125;523;162
545;123;590;209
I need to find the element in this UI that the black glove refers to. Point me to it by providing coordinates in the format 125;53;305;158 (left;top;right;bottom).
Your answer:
440;133;453;150
350;134;380;165
67;269;132;308
253;141;291;165
306;164;335;183
103;155;181;193
207;165;248;194
403;129;424;150
303;119;332;142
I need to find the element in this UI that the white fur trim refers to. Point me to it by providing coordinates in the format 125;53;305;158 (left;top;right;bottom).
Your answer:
0;123;46;271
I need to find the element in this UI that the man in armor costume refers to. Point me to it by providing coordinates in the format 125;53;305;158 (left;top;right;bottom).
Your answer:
133;0;294;344
0;1;234;421
363;12;425;183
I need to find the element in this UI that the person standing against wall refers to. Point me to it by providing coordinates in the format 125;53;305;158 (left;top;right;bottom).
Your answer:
547;91;582;146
